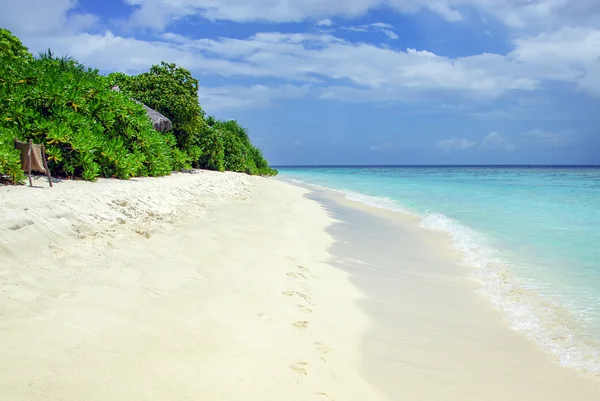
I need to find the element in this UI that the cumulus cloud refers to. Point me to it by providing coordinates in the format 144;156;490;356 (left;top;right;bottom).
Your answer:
437;138;476;151
316;19;334;27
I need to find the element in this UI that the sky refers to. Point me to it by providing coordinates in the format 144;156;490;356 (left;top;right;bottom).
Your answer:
1;0;599;165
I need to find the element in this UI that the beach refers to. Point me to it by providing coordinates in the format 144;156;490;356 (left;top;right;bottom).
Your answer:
1;172;599;400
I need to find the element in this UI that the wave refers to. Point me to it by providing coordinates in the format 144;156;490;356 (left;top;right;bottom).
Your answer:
420;212;600;375
285;177;600;375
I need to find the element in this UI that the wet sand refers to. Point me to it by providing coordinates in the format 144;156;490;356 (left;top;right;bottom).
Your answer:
314;188;600;400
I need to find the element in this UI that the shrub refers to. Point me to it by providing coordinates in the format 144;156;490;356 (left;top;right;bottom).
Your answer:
206;117;277;176
0;48;175;182
113;64;277;176
196;125;224;172
1;30;276;183
109;62;204;167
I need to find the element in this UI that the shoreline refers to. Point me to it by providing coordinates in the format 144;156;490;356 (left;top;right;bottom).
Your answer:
306;185;600;400
283;175;600;377
1;173;599;399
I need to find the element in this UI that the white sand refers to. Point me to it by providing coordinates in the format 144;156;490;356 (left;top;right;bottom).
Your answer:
0;172;385;400
2;173;599;400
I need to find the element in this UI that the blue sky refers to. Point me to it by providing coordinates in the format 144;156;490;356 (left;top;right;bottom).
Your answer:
1;0;599;165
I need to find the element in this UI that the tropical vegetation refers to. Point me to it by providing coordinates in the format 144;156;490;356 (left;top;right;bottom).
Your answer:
0;28;277;184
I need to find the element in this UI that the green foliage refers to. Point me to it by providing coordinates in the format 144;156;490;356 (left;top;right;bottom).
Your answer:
205;117;278;176
112;62;277;176
196;125;224;172
0;132;25;183
0;48;174;183
108;62;204;167
0;28;33;63
0;30;276;184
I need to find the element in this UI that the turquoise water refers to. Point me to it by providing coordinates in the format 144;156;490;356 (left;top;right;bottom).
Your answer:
278;166;600;373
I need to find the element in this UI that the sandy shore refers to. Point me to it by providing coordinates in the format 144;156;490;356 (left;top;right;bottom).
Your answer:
1;173;599;400
0;172;384;400
311;188;600;400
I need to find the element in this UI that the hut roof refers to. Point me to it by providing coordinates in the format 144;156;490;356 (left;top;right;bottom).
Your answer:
111;85;172;132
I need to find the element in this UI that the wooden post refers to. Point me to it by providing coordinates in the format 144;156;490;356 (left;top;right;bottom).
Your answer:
27;140;33;187
41;145;53;187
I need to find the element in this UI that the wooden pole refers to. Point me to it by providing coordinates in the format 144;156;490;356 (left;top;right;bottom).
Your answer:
41;145;53;187
27;140;33;187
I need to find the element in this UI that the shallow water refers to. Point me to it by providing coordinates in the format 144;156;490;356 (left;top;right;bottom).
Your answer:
278;166;600;374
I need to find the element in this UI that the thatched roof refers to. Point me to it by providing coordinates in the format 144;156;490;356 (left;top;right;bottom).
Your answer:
111;85;172;132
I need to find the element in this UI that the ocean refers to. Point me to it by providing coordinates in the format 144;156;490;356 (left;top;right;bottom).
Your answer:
278;166;600;374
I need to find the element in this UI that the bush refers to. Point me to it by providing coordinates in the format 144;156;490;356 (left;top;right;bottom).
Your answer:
196;125;224;172
0;30;276;184
204;117;277;176
113;64;277;176
108;62;204;167
0;48;175;182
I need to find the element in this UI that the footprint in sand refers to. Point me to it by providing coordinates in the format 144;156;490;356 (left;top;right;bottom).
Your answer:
8;219;34;231
293;320;309;329
314;342;332;362
296;304;312;314
297;265;318;279
290;362;308;376
287;272;307;280
282;291;312;304
315;392;335;400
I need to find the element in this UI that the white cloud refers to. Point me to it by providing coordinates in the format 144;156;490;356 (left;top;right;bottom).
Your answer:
124;0;382;28
5;0;600;38
481;131;516;150
381;29;399;40
511;27;600;94
0;0;97;35
121;0;600;31
12;22;600;106
342;22;400;40
18;26;598;104
4;0;599;109
159;32;539;98
316;19;334;27
437;138;476;151
198;84;311;111
370;22;394;29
